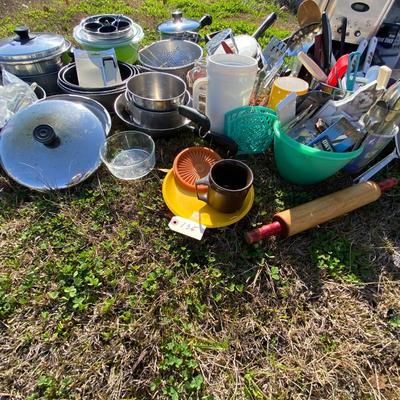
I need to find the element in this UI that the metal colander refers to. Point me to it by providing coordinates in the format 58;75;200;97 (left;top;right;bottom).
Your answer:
138;39;203;81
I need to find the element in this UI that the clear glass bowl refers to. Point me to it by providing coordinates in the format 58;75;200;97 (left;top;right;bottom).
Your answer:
100;131;155;180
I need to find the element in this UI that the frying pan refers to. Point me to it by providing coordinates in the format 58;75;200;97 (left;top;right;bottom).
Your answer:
354;133;400;183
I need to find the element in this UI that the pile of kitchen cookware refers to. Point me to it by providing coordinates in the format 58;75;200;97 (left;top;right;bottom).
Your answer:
0;1;399;242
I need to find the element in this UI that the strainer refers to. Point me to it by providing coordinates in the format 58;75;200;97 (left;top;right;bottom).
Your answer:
138;39;203;81
224;106;277;154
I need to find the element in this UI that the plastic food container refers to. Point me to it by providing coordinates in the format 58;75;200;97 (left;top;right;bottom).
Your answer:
273;120;363;185
100;131;155;180
73;15;144;64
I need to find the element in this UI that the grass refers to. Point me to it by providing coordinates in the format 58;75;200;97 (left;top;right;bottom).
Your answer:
1;0;400;399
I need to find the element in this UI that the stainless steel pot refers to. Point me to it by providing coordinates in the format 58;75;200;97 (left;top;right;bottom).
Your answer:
125;72;186;111
0;26;71;94
114;92;192;137
138;40;203;82
157;11;212;42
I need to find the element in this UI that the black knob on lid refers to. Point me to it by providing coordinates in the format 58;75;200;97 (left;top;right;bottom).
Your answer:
33;125;60;147
14;26;31;41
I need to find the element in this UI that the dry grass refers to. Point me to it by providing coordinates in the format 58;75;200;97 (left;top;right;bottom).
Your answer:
1;0;400;399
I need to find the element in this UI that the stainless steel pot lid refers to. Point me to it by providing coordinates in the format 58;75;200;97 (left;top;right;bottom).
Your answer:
0;26;70;63
74;14;143;44
0;99;107;191
158;11;212;34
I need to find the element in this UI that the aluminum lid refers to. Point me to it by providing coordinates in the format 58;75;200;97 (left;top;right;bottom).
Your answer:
0;99;107;191
157;11;201;34
74;14;144;45
0;26;70;63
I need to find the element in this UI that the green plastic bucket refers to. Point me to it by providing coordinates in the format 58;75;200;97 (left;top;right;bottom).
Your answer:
273;120;363;185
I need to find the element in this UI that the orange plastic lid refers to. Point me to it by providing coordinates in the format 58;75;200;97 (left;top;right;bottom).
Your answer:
173;147;222;192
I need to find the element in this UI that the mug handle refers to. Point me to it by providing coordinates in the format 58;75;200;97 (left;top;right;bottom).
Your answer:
193;77;208;113
195;176;210;204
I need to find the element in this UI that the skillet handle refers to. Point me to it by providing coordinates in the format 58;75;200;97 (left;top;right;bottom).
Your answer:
202;132;238;156
178;105;211;132
252;13;277;40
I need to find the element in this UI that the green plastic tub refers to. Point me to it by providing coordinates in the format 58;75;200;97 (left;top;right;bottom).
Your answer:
273;120;363;185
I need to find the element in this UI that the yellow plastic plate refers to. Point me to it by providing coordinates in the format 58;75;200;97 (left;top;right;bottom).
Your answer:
162;169;254;228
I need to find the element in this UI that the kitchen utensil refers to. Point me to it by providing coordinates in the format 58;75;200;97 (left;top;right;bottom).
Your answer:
125;72;186;112
261;36;287;70
245;178;398;243
295;90;332;117
345;51;361;91
0;97;110;190
57;61;136;111
205;29;237;55
157;11;212;41
297;0;322;28
321;11;333;72
354;132;400;183
356;38;369;57
319;82;351;100
298;51;328;82
74;48;121;88
326;54;349;87
376;66;392;90
273;120;363;185
224;106;277;154
361;36;378;74
138;40;203;82
267;77;309;110
162;169;255;228
192;54;258;134
339;17;347;57
100;131;155;180
173;147;221;192
286;22;321;55
114;92;191;135
345;126;398;174
178;105;238;156
0;26;71;94
213;13;277;59
317;81;384;122
320;0;395;44
73;14;144;63
382;79;400;110
195;159;253;213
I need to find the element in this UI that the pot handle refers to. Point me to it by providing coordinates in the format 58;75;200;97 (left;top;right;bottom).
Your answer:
195;176;210;204
202;131;238;156
252;12;277;40
199;14;212;29
192;77;208;113
178;105;210;132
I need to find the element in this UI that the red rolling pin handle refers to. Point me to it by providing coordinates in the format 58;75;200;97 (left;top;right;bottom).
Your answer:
245;178;398;244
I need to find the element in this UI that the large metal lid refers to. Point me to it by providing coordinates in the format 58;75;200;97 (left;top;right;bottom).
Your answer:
0;26;70;63
73;14;144;45
158;11;202;34
0;99;107;191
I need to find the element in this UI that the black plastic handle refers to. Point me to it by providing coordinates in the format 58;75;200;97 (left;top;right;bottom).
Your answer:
252;13;277;40
14;26;31;41
202;132;238;156
178;105;211;132
322;12;332;71
198;14;212;29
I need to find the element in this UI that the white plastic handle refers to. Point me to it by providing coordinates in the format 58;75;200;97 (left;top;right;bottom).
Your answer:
192;77;208;113
376;66;392;90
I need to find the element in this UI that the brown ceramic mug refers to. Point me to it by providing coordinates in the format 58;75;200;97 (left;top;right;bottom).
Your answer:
195;159;253;213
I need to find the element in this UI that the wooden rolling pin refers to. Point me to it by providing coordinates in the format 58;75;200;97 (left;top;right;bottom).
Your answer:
245;179;398;243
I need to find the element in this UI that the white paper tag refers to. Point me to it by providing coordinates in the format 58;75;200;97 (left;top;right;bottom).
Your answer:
169;216;206;240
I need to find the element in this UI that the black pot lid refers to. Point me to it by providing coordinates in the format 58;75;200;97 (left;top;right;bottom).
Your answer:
0;99;106;191
0;26;70;63
158;11;200;34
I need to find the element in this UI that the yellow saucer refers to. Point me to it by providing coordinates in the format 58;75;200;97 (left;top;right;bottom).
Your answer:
162;169;254;228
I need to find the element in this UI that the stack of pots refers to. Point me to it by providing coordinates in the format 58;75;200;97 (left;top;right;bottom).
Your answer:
0;27;71;95
114;71;191;137
73;15;144;64
57;61;138;111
